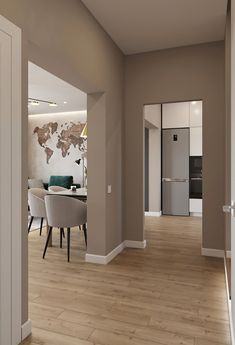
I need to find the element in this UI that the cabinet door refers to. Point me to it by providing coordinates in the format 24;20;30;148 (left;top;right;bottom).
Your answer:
190;199;202;213
162;102;190;129
190;127;202;156
190;101;202;127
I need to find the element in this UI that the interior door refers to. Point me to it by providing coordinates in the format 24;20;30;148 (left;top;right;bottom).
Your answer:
0;15;22;345
231;0;235;336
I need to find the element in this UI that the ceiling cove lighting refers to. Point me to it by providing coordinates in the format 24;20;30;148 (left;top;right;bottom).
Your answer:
28;98;58;107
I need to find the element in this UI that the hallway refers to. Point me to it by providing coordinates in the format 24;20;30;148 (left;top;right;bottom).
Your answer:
22;216;230;345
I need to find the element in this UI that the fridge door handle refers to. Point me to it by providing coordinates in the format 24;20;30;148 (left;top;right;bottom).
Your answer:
162;178;189;182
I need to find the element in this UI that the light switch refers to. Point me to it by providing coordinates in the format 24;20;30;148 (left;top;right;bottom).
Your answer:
107;185;112;194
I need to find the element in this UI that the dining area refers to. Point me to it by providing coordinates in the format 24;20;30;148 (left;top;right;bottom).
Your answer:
28;184;88;262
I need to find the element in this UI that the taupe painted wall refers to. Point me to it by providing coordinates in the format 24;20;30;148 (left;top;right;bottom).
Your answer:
0;0;124;324
124;42;225;249
144;104;161;213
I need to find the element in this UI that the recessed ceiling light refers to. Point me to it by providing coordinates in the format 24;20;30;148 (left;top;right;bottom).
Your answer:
191;101;197;105
49;102;58;107
63;101;67;104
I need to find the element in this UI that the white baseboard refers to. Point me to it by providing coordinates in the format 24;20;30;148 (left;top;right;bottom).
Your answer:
21;319;32;341
229;300;235;345
201;247;224;258
145;211;162;217
85;242;125;264
124;240;147;249
224;256;234;345
190;212;202;217
85;240;146;264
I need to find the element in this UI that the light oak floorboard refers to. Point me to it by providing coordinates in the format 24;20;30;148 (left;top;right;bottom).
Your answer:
21;216;231;345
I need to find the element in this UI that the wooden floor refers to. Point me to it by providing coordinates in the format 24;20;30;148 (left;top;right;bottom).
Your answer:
22;216;231;345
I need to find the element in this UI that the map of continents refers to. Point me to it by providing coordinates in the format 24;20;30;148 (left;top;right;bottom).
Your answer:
33;121;86;164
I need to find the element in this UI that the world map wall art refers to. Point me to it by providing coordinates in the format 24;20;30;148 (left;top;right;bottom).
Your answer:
33;121;87;164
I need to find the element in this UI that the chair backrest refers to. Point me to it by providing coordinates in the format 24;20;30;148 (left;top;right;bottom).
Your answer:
28;188;47;218
49;175;73;189
45;195;87;228
48;186;68;192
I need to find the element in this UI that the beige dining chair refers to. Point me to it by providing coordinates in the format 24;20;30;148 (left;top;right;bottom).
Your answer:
48;186;68;192
43;195;87;262
28;188;48;235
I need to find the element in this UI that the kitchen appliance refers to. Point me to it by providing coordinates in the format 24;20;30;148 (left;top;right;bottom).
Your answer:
162;128;189;216
189;156;202;199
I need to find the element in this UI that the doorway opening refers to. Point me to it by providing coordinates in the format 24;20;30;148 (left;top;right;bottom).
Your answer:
27;61;88;256
144;100;203;240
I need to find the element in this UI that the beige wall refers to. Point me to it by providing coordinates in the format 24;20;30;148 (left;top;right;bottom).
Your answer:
0;0;124;323
144;104;161;213
124;42;225;249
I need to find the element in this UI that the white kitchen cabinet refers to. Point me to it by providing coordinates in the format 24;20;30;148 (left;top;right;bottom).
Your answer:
162;102;190;129
189;101;202;127
190;199;202;216
190;127;202;156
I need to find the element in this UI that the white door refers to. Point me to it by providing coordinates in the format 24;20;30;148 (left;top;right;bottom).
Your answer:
0;15;22;345
231;1;235;339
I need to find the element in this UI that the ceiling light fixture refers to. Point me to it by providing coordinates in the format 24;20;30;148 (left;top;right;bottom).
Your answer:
28;98;58;107
191;101;197;105
63;101;67;104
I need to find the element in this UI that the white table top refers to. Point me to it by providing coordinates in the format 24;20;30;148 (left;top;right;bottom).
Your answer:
48;188;87;197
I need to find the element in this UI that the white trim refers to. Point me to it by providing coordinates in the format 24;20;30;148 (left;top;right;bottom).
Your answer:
190;212;202;217
227;250;231;258
145;211;162;217
224;256;234;345
201;248;224;258
0;15;22;345
85;240;147;264
85;242;125;264
21;320;32;341
229;300;235;345
125;240;147;249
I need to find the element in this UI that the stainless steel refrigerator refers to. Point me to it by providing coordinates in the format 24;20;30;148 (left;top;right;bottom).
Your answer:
162;128;189;216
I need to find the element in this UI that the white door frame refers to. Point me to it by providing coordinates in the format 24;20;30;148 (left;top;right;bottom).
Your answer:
0;15;22;344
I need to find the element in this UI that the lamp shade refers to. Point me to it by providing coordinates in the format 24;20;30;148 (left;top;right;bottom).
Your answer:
80;123;87;138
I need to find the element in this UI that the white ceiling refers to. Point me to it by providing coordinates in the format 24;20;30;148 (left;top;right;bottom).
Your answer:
82;0;228;54
28;62;87;115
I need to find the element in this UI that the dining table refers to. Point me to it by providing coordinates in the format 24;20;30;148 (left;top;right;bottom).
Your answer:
47;187;87;246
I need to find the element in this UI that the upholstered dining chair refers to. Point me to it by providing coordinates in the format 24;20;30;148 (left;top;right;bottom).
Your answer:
28;188;47;235
44;195;87;262
48;186;68;192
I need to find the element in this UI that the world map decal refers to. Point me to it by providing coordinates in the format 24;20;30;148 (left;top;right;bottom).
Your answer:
33;121;86;164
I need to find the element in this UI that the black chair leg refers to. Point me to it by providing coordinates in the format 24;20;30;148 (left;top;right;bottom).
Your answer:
62;228;65;238
28;216;34;233
67;228;70;262
83;224;87;247
42;227;53;259
40;218;44;236
60;228;63;248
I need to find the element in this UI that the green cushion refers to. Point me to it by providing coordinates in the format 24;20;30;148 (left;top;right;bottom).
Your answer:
49;175;73;189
